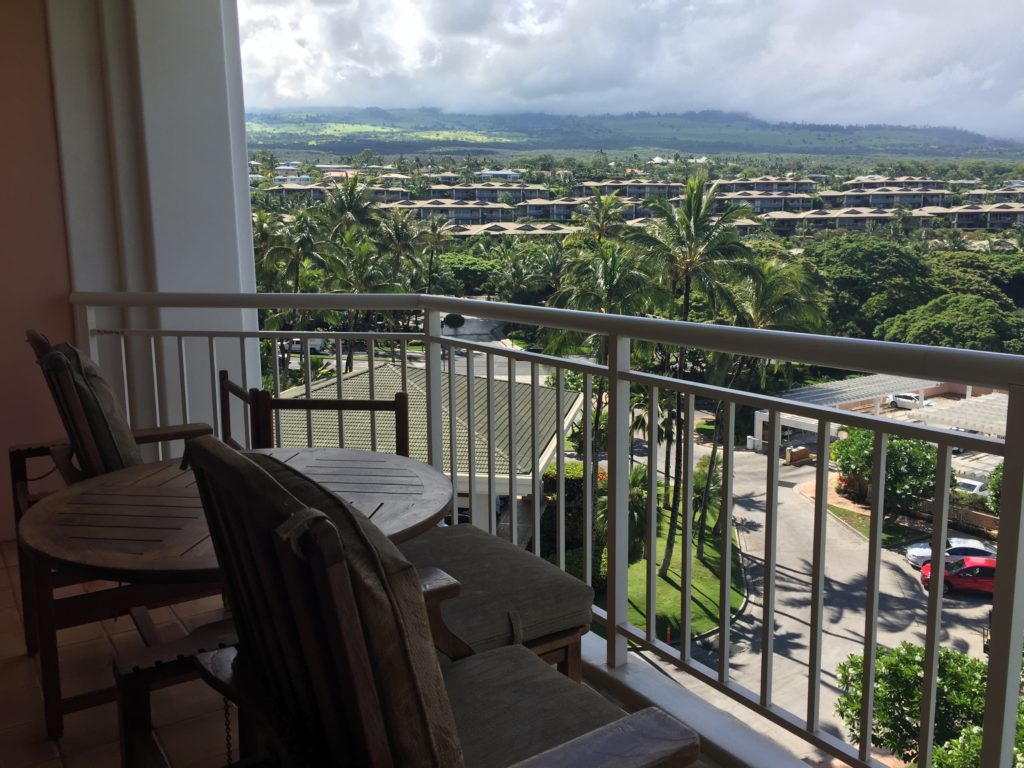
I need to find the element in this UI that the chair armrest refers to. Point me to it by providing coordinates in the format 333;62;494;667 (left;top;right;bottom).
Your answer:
9;440;79;518
510;708;700;768
418;567;475;661
132;422;213;444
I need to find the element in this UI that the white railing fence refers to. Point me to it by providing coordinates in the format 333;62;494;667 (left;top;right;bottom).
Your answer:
71;291;1024;768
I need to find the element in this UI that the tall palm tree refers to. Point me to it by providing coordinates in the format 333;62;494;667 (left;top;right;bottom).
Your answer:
251;209;284;292
420;214;452;294
326;228;401;372
266;207;330;293
564;193;627;247
694;256;824;556
627;173;754;577
527;241;568;299
549;242;667;565
373;208;426;287
325;174;378;236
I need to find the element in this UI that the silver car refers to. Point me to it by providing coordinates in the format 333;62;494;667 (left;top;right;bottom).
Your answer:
905;536;997;568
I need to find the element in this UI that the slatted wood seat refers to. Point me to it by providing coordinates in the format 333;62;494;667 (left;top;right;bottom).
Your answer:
218;370;593;679
114;435;699;767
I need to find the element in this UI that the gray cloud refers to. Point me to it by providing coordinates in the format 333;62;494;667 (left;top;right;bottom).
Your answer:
237;0;1024;139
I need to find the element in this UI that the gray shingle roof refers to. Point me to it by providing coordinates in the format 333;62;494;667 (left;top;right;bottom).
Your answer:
275;363;581;476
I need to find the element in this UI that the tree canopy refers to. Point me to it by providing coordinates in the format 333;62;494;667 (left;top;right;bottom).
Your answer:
874;293;1024;353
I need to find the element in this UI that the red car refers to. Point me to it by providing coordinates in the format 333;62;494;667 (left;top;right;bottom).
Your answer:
921;557;996;596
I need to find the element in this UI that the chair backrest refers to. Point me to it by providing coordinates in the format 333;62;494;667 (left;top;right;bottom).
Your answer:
27;330;142;477
219;372;410;456
217;370;261;450
187;436;462;767
187;435;391;766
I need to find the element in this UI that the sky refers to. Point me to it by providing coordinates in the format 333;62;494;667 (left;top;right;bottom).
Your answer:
236;0;1024;140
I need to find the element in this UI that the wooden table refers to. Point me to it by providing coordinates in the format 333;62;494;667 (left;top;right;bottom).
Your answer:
18;447;453;738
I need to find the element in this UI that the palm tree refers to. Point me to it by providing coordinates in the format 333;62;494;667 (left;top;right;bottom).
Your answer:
252;209;284;292
325;174;378;236
527;241;568;299
374;208;426;287
326;228;401;372
420;215;452;294
693;256;823;555
626;172;754;577
489;239;533;303
266;207;330;293
549;242;667;567
596;464;653;564
565;193;627;247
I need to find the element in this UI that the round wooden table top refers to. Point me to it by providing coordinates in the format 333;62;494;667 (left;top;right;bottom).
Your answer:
18;447;453;584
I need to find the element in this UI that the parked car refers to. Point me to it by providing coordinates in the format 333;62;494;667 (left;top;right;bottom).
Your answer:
289;337;329;354
921;556;996;596
905;536;997;568
955;477;988;496
889;392;933;409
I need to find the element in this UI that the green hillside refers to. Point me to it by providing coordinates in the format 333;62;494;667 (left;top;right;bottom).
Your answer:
245;107;1024;159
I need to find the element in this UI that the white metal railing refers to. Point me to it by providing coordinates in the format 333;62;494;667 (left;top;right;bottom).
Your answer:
71;291;1024;767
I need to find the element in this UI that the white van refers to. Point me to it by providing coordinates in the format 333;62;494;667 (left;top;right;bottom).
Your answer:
289;338;329;354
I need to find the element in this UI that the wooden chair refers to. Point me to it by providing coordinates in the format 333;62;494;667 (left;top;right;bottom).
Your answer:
19;330;218;738
116;435;699;767
217;370;593;680
218;369;410;456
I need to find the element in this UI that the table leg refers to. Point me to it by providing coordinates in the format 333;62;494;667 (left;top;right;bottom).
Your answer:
31;555;63;740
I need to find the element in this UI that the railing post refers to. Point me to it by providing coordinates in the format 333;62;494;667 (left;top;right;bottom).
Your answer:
425;310;443;471
606;334;631;667
981;383;1024;766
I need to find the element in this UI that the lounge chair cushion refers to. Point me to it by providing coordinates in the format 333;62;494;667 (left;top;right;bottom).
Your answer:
247;453;464;768
36;340;142;471
443;644;622;768
399;524;594;651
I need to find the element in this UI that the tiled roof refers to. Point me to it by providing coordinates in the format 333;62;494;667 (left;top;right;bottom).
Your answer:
275;363;581;477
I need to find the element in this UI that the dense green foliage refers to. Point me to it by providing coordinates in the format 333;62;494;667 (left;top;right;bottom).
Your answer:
987;461;1004;513
803;235;937;338
835;642;988;761
875;294;1024;353
831;427;938;513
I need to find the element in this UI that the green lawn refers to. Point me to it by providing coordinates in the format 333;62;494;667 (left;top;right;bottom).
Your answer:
596;509;746;641
827;505;921;548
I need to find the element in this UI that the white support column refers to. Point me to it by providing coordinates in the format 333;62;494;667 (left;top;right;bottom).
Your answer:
980;384;1024;766
47;0;257;430
425;310;444;471
606;335;631;667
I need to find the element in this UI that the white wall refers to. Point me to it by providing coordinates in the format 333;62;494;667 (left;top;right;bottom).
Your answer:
46;0;259;431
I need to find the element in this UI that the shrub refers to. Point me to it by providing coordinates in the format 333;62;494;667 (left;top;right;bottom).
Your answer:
986;461;1004;514
835;642;988;761
831;427;937;513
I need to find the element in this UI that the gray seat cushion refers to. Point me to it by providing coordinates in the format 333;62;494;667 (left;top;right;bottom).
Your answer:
399;524;594;651
444;644;622;768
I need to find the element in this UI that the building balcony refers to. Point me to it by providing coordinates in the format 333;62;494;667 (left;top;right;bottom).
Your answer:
8;291;1024;766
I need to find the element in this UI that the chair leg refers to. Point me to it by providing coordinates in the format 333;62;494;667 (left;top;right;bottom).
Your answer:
18;542;38;656
31;555;63;740
558;639;583;683
116;664;170;768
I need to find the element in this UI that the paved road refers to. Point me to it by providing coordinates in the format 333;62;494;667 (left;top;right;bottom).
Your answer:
633;444;991;762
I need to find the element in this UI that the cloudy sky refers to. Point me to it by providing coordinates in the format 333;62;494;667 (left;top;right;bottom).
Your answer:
237;0;1024;139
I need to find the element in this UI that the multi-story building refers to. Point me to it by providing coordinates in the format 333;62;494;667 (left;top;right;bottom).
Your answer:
965;187;1024;203
819;187;954;208
430;183;550;203
841;175;946;190
380;199;516;225
713;175;817;193
712;190;816;214
572;179;683;198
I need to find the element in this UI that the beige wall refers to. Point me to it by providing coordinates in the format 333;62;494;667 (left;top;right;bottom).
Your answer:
0;1;74;540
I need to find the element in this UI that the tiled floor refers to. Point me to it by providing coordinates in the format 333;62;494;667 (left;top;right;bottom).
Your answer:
0;540;235;768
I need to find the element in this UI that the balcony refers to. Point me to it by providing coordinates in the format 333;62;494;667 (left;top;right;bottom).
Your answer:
8;291;1024;766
